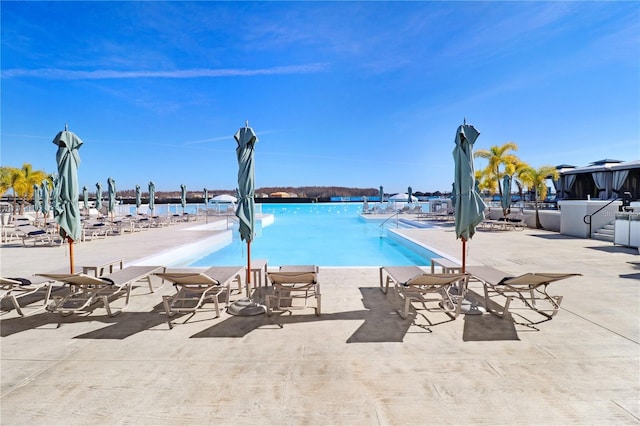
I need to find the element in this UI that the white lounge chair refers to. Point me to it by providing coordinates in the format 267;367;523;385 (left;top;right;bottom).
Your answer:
155;266;244;328
15;224;56;246
380;266;468;320
467;266;581;320
81;220;112;240
1;276;54;316
37;265;164;316
266;265;320;316
481;212;526;231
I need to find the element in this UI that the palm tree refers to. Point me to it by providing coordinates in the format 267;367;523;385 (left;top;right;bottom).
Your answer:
0;166;14;199
7;167;22;215
513;160;531;203
519;165;559;229
5;164;48;215
474;169;494;196
474;142;520;218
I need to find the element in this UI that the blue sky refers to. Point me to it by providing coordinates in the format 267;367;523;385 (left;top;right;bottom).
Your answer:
2;1;639;195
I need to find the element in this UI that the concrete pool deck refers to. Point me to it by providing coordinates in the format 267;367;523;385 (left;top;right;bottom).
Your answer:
1;216;639;425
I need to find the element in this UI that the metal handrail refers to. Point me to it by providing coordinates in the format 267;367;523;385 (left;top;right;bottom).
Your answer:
379;211;401;229
583;198;620;238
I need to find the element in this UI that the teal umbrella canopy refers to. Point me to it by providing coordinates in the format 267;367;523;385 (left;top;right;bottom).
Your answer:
235;124;258;243
95;182;102;211
82;186;89;211
180;184;187;209
450;182;457;207
501;175;512;211
148;181;155;213
452;122;486;242
41;180;50;217
135;185;141;209
53;128;83;242
203;188;209;206
33;184;41;213
107;177;116;215
51;174;60;219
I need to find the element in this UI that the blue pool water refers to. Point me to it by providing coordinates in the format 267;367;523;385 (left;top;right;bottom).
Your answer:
189;203;436;267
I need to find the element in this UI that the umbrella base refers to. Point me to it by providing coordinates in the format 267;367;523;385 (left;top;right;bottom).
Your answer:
228;298;266;316
460;299;486;315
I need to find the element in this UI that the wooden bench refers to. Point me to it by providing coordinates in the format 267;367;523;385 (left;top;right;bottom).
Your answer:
249;259;268;289
430;257;463;274
82;259;124;277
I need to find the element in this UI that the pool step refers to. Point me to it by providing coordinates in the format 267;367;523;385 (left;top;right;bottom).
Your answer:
380;218;431;230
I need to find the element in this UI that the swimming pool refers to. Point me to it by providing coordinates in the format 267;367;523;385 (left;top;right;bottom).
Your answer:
189;203;437;267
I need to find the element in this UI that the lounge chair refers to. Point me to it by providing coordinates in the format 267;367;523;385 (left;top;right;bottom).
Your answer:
467;266;581;320
37;265;164;316
15;224;56;246
417;206;454;221
504;212;526;230
154;266;244;328
266;265;320;316
380;266;468;320
1;276;54;316
407;205;423;214
481;211;526;231
81;220;112;240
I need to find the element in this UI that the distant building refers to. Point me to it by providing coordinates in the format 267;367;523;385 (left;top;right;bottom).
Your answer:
269;191;289;198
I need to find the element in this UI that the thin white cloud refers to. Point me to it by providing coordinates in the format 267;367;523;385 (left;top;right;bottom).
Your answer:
1;63;329;80
185;129;279;146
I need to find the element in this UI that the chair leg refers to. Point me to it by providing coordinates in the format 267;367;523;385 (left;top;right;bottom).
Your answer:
398;297;412;320
212;295;220;317
264;295;274;316
162;295;176;329
102;295;114;316
315;293;321;316
484;284;505;318
9;295;24;316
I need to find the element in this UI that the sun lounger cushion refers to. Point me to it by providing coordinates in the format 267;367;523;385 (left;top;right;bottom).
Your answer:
5;277;33;286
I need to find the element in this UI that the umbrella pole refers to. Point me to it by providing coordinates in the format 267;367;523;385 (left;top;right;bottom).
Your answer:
68;237;74;274
461;238;466;273
246;240;251;298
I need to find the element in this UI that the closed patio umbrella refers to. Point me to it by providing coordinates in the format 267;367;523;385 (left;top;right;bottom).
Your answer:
407;186;413;204
148;181;155;215
135;185;141;214
53;126;83;273
180;184;187;215
203;188;209;223
51;174;60;220
33;184;41;223
379;186;384;204
229;121;264;316
501;175;512;214
107;177;116;221
450;183;457;207
452;121;486;272
41;180;50;225
82;186;89;215
95;182;102;212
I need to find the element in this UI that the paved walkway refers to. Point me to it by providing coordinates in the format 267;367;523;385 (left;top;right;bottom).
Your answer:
1;217;639;425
